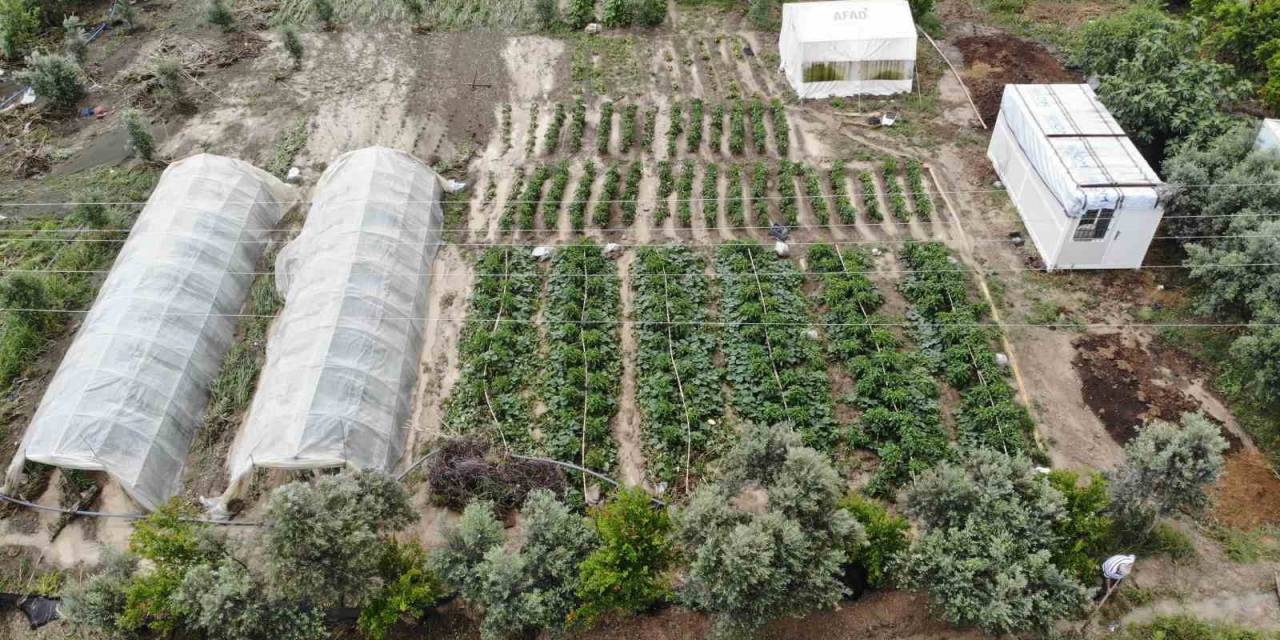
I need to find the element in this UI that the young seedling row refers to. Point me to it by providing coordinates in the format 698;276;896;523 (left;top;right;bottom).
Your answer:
482;158;939;235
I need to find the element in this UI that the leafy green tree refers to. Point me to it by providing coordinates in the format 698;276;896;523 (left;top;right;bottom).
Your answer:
17;51;84;111
565;0;595;29
1228;305;1280;404
838;493;908;589
122;109;155;161
601;0;630;27
175;556;328;640
206;0;234;31
358;541;444;640
1108;413;1228;541
1192;0;1280;76
0;0;38;60
676;424;863;638
897;449;1091;635
1047;470;1113;584
1075;6;1247;154
631;0;665;26
1161;120;1259;237
433;490;597;640
576;487;672;623
263;470;416;608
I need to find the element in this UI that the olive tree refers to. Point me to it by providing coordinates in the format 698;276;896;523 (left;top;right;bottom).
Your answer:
16;52;83;111
676;424;864;638
263;470;415;608
1108;413;1227;540
896;449;1091;635
174;557;328;640
432;490;597;640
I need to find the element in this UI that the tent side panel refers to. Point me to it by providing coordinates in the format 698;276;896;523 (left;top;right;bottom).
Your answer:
4;154;288;510
223;147;443;500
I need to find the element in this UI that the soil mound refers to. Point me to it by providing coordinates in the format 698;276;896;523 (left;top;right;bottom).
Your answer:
954;35;1079;125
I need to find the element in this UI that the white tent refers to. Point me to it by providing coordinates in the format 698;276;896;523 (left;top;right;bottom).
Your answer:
1257;119;1280;154
2;155;290;510
779;0;917;98
214;147;443;512
988;84;1164;270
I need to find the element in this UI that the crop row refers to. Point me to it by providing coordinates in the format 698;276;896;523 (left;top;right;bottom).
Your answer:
808;244;949;494
717;242;836;448
631;247;726;490
899;243;1035;454
541;245;623;473
523;99;791;158
444;248;543;453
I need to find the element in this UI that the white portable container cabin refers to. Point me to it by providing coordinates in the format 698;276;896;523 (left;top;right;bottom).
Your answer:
778;0;917;98
987;84;1164;270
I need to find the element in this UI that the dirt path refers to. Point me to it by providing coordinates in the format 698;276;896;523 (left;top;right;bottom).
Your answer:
612;251;647;488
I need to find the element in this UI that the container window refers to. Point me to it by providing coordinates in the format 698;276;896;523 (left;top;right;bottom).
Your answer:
1073;208;1114;241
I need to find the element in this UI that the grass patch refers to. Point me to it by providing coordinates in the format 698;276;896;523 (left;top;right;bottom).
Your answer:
1138;522;1197;562
263;117;309;180
1209;525;1280;564
1115;615;1280;640
270;0;540;28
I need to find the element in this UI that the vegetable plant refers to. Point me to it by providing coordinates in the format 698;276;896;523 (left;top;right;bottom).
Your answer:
905;159;932;219
569;162;596;231
569;99;587;151
620;162;643;225
724;163;744;226
593;163;621;227
686;98;704;153
676;161;696;226
802;164;828;225
728;100;746;155
858;171;881;221
666;101;684;157
543;103;566;155
749;99;767;155
596;101;615;155
830;160;857;224
776;161;798;226
770;98;789;157
884;158;909;220
619;104;638;153
701;163;720;227
709;102;725;154
750;161;769;222
655;160;674;225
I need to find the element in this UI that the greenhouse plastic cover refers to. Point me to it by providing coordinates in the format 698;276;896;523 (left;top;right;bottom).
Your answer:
2;154;290;510
997;84;1162;217
220;147;442;503
779;0;917;98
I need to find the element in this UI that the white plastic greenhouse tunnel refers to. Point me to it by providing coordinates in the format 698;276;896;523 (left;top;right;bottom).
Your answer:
778;0;918;98
1;154;292;511
212;147;443;516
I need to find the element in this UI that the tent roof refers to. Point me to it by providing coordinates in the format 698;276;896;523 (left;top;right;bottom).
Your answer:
782;0;916;43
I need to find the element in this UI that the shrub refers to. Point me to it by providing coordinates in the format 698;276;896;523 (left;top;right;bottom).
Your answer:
576;487;673;623
534;0;559;28
175;556;328;640
602;0;631;27
747;0;775;29
0;272;54;329
122;109;155;161
358;541;445;640
1108;413;1227;541
1115;615;1279;640
1047;470;1113;583
433;491;597;640
838;494;908;589
0;0;38;60
566;0;595;29
206;0;234;31
313;0;336;28
898;450;1091;635
264;471;416;608
62;15;86;63
17;52;83;111
427;437;568;515
62;550;137;634
153;56;186;105
677;424;863;637
120;500;222;634
280;25;303;69
632;0;666;26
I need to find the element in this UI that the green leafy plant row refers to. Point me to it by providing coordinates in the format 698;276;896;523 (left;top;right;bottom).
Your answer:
543;161;572;225
883;158;909;220
729;100;746;156
621;162;643;225
676;161;696;226
594;163;621;227
686;98;704;153
905;159;933;219
655;160;674;225
666;101;684;158
541;244;622;473
499;167;527;232
776;161;798;226
716;242;836;448
858;170;881;221
517;165;552;231
597;101;615;155
749;99;767;155
619;104;638;153
750;161;769;223
630;247;727;488
725;163;744;226
709;102;725;153
569;162;596;232
802;164;829;225
769;98;789;157
808;244;949;493
701;163;720;227
569;99;588;151
543;103;566;155
444;248;544;453
830;160;857;224
898;243;1035;455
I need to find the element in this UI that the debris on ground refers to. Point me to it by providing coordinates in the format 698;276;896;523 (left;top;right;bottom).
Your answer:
1071;333;1202;444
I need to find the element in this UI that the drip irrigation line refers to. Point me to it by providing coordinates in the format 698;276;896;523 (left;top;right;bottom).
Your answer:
0;259;1277;280
0;494;265;526
0;233;1273;246
3;180;1280;209
0;306;1273;328
0;208;1274;235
